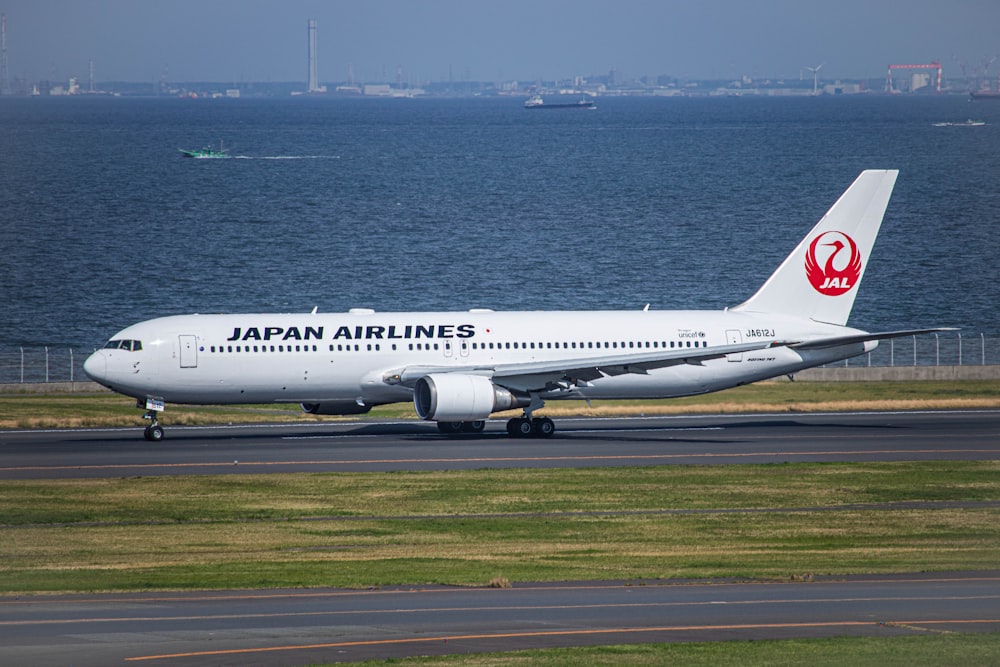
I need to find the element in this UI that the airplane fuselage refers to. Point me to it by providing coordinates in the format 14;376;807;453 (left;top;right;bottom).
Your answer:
85;309;871;407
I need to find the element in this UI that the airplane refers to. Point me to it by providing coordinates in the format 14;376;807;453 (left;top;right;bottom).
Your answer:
83;169;952;441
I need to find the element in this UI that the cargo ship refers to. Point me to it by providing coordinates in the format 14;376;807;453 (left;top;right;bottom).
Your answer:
970;90;1000;100
524;94;596;109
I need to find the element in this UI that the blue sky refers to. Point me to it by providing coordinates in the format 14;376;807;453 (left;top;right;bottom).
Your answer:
4;0;999;84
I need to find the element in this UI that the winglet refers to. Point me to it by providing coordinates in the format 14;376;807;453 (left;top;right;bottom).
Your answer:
732;170;899;326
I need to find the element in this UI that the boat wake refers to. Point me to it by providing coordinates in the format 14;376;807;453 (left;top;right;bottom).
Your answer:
230;155;342;160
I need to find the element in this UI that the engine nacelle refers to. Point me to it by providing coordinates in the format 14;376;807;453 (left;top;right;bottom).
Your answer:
413;373;530;421
301;401;373;416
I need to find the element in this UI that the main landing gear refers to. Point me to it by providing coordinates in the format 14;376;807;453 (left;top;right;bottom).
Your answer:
505;415;555;438
435;416;555;438
504;393;555;438
138;396;166;441
436;394;555;438
436;420;486;434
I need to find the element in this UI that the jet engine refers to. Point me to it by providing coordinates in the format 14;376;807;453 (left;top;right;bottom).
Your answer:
301;401;373;415
413;373;530;421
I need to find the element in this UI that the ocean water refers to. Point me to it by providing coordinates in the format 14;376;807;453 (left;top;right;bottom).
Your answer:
1;94;999;356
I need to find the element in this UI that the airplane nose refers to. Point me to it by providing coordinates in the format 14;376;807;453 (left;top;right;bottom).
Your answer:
83;351;106;383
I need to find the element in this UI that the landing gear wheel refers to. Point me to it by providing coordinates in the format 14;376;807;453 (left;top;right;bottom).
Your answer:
144;424;164;442
532;417;556;438
507;417;534;437
461;420;486;433
437;421;465;435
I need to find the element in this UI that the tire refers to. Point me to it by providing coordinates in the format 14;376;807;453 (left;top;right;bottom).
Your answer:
437;421;464;434
533;417;555;438
144;424;164;442
510;417;532;437
461;420;486;433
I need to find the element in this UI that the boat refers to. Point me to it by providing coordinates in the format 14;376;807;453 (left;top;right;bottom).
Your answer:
932;119;986;127
523;94;596;110
178;141;229;158
970;90;1000;100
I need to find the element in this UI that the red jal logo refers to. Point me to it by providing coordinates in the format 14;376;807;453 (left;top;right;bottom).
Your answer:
805;231;861;296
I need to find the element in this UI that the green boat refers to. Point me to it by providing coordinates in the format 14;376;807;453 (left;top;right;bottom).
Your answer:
179;141;229;159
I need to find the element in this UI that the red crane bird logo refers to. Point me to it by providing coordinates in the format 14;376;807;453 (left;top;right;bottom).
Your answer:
805;231;861;296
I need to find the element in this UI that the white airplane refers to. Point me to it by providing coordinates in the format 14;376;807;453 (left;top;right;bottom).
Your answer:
84;170;950;441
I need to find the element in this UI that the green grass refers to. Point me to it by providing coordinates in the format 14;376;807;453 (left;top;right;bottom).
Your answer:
1;462;997;593
345;634;1000;666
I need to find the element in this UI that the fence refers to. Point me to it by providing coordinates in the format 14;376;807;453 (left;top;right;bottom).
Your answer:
820;333;999;368
1;334;998;385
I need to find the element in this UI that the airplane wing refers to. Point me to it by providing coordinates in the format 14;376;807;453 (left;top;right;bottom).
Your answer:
383;340;785;391
790;327;959;350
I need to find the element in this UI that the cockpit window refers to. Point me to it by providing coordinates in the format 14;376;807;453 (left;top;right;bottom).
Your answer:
104;339;142;351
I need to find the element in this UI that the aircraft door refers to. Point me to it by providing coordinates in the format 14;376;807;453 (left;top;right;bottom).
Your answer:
179;335;198;368
725;329;742;362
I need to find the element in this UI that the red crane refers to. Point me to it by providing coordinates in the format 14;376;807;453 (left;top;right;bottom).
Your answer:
885;61;943;93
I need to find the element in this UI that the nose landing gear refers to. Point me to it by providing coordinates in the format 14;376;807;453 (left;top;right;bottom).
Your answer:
138;396;166;441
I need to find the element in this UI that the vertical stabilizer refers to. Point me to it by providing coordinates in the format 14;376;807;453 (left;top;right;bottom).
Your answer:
732;169;898;326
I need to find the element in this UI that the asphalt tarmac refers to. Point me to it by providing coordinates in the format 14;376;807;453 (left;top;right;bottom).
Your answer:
1;410;998;665
1;410;998;479
2;573;998;666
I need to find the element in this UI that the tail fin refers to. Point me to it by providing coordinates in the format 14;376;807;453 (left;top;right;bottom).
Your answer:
732;169;898;326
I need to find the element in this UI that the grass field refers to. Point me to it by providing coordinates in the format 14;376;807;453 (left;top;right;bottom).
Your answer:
342;634;1000;666
2;461;997;593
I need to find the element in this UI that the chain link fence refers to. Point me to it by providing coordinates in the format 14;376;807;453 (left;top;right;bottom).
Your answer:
1;334;998;385
821;333;999;368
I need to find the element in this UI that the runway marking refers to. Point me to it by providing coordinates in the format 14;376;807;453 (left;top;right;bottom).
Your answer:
2;448;997;473
6;594;998;626
124;619;1000;661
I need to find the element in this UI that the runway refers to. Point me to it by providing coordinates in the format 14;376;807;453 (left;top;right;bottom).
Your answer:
0;410;998;479
2;573;998;666
1;410;997;665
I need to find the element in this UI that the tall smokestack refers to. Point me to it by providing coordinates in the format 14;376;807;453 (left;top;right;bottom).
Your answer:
307;19;319;92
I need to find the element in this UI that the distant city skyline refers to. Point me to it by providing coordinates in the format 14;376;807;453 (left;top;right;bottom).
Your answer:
3;1;999;86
